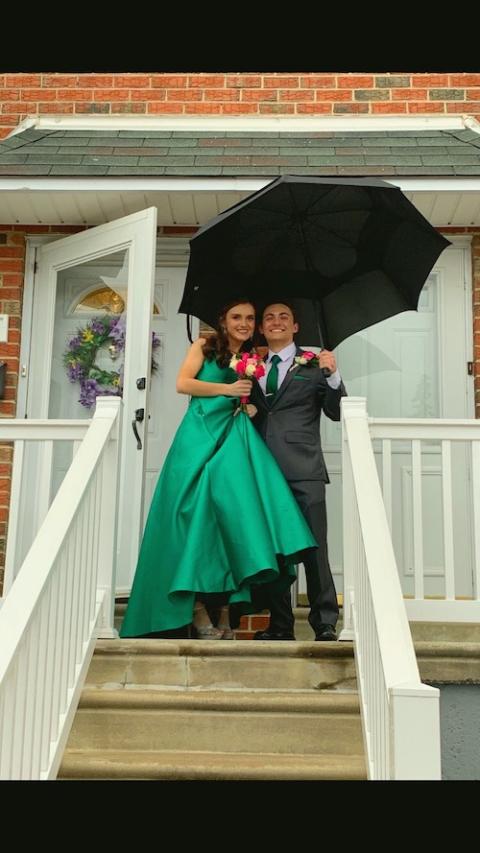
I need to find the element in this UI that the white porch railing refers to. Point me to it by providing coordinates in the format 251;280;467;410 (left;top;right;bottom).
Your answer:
368;415;480;622
0;397;121;780
341;398;441;780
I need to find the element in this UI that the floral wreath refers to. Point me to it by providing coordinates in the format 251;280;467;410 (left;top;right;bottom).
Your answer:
64;315;160;409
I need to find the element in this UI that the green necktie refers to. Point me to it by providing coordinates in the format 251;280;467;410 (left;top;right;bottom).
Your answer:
266;354;281;398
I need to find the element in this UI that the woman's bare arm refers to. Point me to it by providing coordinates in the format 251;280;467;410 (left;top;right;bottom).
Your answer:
176;339;252;398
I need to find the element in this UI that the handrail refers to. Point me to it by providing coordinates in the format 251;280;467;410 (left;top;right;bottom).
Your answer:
0;397;121;779
341;398;441;780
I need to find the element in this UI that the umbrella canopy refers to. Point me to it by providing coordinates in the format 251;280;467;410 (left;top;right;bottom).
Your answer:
178;175;451;349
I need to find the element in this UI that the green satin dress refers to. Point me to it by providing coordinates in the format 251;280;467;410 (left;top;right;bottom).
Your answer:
120;357;317;637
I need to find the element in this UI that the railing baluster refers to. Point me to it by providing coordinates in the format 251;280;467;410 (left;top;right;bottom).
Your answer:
4;439;24;593
31;591;51;778
40;578;58;774
382;439;392;531
472;441;480;600
411;440;424;600
441;440;455;600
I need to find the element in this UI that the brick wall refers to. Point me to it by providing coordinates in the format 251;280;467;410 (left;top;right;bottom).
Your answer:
2;73;480;138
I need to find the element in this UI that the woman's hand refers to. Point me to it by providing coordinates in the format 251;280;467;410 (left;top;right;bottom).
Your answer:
245;404;257;418
226;379;253;397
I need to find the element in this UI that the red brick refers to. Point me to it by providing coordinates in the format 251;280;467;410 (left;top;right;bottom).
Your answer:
186;103;223;114
333;103;369;114
151;75;187;88
0;260;22;273
56;89;91;101
203;89;240;101
5;75;42;87
221;103;258;114
278;90;314;102
0;89;20;100
259;103;295;114
188;75;225;88
450;74;480;86
250;615;270;629
372;102;408;113
407;102;445;113
1;104;33;116
39;103;75;114
264;76;299;88
392;88;428;100
0;465;12;477
446;103;480;114
412;75;449;87
93;89;131;101
146;103;184;114
22;89;57;101
0;247;23;258
241;89;277;102
113;75;152;88
112;102;147;113
130;89;165;101
226;75;262;88
166;89;203;102
337;75;374;88
296;103;333;114
43;75;79;87
316;89;352;101
466;90;480;100
300;76;335;88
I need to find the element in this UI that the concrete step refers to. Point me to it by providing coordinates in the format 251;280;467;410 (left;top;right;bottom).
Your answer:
64;688;364;756
60;749;367;780
87;638;356;691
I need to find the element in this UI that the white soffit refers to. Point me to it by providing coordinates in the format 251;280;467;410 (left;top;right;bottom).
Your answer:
1;183;480;227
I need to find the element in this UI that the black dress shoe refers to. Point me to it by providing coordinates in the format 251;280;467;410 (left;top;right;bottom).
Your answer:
315;624;337;641
254;629;296;641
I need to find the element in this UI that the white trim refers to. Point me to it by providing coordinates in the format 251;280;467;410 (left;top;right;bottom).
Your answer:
3;177;480;194
8;114;480;136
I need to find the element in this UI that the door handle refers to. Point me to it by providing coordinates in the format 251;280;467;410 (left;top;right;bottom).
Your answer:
131;407;145;450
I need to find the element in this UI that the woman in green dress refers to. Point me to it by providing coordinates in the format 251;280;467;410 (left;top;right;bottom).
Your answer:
120;299;317;640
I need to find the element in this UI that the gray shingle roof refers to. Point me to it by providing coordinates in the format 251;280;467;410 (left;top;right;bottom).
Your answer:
1;128;480;177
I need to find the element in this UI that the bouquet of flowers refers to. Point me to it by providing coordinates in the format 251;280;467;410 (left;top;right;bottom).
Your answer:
229;350;266;411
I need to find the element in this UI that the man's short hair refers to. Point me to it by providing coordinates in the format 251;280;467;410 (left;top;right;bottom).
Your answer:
261;300;298;323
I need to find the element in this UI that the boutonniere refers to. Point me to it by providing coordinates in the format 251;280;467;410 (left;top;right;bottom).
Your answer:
289;351;321;371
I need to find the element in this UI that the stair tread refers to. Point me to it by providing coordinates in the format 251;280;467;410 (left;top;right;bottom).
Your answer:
78;686;361;713
60;748;367;780
94;638;354;658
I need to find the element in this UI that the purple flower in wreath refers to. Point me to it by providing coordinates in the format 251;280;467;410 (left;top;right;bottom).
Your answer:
67;362;84;382
109;316;126;349
90;319;107;336
79;378;100;408
68;336;81;351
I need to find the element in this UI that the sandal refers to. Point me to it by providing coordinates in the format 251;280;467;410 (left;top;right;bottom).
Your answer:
193;601;223;640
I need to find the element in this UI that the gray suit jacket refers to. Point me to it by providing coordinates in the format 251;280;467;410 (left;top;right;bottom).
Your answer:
250;348;347;483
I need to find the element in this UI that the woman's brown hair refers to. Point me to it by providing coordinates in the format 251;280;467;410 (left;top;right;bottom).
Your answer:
202;298;255;367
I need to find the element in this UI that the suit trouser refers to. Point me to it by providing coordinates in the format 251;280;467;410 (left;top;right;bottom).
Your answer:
266;479;339;634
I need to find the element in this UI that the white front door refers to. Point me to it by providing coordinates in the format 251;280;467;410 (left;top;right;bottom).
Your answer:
21;209;157;591
319;241;474;597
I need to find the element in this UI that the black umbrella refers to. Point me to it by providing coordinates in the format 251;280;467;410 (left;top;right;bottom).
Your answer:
178;175;451;349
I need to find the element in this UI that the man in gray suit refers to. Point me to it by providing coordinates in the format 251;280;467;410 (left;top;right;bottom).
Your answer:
250;302;347;641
